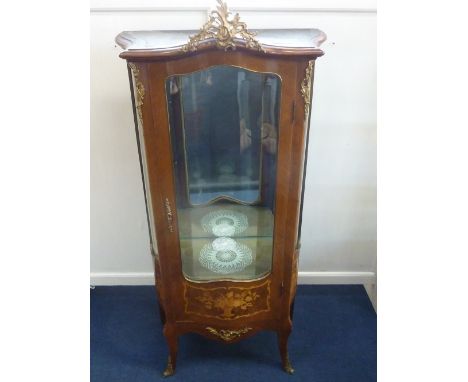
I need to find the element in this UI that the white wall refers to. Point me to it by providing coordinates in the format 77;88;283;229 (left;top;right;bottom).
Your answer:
90;0;376;286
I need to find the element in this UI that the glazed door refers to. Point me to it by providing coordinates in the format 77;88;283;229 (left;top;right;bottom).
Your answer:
147;51;302;288
166;65;280;281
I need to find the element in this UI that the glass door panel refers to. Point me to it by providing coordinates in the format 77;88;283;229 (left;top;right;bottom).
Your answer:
166;65;281;281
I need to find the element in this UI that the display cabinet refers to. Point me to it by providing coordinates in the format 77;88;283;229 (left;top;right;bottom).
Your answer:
116;1;325;376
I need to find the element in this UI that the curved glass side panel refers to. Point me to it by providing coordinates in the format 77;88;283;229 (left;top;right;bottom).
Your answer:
129;67;157;256
166;65;281;281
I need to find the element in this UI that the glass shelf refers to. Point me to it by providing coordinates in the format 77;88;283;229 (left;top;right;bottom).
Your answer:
177;204;274;240
180;236;272;282
177;203;273;281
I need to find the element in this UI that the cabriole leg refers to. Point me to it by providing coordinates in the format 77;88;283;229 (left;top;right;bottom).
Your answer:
162;326;178;377
277;329;294;374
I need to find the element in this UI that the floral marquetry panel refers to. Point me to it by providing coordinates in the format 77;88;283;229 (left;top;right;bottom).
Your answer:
184;280;271;320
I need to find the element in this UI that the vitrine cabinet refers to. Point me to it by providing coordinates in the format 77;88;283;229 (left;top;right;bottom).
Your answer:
116;1;325;376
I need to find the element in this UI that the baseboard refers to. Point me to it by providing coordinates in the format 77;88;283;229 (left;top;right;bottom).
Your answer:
90;272;155;285
90;271;376;286
364;282;377;312
298;271;376;284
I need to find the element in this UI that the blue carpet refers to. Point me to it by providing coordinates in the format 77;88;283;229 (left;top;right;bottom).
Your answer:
91;285;376;382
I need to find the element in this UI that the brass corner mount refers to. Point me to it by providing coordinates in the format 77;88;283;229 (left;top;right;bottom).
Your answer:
182;0;264;53
128;63;145;125
301;60;315;118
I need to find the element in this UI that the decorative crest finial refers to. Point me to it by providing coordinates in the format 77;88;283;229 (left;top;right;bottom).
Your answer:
182;0;263;52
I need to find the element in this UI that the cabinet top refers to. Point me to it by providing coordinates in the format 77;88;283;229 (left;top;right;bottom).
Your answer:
116;29;325;60
116;0;325;60
116;1;325;60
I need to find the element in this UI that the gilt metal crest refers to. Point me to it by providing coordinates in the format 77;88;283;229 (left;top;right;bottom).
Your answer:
182;0;263;52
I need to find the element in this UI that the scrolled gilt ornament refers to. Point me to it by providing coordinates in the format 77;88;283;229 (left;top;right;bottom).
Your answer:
182;0;263;52
206;326;252;341
300;60;315;119
128;63;145;124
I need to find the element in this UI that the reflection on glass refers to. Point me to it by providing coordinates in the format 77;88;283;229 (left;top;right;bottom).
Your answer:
166;65;280;281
